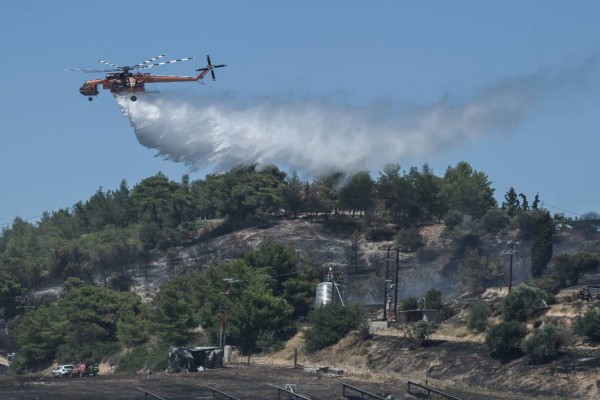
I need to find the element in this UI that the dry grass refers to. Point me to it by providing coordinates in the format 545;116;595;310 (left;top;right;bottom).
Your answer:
432;324;485;343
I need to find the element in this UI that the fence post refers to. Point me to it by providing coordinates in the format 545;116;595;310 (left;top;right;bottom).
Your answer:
293;348;298;368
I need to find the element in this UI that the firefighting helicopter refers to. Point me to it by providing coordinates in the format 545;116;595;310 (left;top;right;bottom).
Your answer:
65;54;226;101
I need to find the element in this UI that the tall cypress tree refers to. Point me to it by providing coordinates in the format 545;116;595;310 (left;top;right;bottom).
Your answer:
531;211;554;278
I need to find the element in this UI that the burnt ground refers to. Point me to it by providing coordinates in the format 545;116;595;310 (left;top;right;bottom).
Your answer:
309;332;600;400
0;361;573;400
0;363;520;400
5;334;590;400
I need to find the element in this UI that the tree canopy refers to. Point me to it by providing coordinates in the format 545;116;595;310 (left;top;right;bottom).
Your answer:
553;252;600;286
0;161;506;289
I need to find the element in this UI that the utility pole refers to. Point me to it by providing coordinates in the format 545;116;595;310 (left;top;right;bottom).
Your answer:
219;278;238;348
508;241;514;292
501;241;517;293
393;247;400;320
383;246;390;320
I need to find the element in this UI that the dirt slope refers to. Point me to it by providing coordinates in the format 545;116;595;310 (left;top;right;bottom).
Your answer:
273;284;600;399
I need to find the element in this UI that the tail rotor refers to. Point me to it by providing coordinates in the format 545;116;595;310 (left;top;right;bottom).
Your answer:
198;55;226;81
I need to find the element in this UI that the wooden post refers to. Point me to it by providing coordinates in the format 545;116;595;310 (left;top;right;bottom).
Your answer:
383;246;390;320
293;348;298;368
508;241;514;292
393;248;400;320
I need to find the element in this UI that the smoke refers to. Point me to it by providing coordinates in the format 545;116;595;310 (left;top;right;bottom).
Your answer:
116;55;598;177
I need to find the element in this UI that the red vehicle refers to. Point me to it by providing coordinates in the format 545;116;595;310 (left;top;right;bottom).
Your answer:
71;362;99;377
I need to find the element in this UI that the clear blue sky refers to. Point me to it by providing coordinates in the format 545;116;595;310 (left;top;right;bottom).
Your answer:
2;1;600;227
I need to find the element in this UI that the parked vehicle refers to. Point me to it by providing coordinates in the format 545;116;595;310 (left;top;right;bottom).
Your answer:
71;362;86;377
52;364;74;378
89;363;99;376
71;362;99;377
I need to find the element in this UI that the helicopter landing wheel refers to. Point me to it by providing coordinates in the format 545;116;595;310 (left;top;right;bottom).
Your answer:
88;97;93;101
130;95;137;102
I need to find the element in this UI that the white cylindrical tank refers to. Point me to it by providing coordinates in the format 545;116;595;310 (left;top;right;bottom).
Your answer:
315;282;333;308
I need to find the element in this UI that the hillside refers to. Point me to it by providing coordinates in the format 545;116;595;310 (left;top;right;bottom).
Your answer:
137;217;600;399
127;216;600;307
324;289;600;399
259;287;600;399
6;213;600;399
123;218;460;307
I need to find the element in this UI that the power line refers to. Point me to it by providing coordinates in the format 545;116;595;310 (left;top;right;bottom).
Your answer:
541;202;581;216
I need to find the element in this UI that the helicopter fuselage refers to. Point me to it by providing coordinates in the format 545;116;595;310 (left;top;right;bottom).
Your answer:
75;55;225;101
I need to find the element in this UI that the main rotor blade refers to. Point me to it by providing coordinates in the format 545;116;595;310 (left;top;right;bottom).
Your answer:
140;57;194;69
61;68;120;73
133;54;167;68
211;70;216;81
98;60;122;69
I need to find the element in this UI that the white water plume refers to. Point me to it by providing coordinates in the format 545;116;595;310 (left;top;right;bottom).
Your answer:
117;56;598;177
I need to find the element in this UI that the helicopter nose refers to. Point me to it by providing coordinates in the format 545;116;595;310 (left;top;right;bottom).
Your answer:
79;82;97;96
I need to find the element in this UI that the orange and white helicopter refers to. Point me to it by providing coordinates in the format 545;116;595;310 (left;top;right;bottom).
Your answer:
65;54;226;101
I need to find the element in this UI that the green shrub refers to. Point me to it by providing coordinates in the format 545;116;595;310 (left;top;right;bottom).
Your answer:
420;289;443;310
574;307;600;343
8;354;29;373
116;342;170;373
115;346;148;373
521;323;567;363
444;210;463;230
404;320;438;346
530;275;562;294
502;285;553;322
485;321;527;360
479;209;509;234
399;295;419;311
366;227;396;241
304;303;366;353
458;247;502;293
452;233;481;259
467;302;491;332
395;227;424;251
108;272;133;292
255;330;285;353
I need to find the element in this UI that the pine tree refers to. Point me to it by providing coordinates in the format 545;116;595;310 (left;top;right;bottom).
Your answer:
502;187;520;216
519;193;529;211
532;193;540;210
